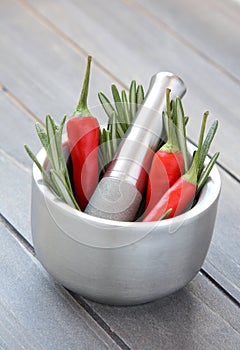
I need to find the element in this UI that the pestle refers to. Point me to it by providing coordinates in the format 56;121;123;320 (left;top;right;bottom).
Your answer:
85;72;186;221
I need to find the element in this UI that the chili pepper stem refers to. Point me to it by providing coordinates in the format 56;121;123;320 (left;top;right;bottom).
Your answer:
160;88;179;153
182;155;198;185
74;55;92;116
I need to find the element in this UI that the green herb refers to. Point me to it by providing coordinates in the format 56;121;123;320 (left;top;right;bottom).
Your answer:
98;80;145;170
198;120;218;179
197;152;220;196
24;115;80;210
159;208;173;220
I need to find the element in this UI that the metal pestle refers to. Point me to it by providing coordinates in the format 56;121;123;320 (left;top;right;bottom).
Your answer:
85;72;186;221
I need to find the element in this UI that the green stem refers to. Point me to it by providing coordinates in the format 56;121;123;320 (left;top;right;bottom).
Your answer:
175;97;188;171
160;88;179;153
166;88;172;141
74;55;92;116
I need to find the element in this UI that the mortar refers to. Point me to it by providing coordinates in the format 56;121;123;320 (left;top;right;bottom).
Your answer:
31;143;221;305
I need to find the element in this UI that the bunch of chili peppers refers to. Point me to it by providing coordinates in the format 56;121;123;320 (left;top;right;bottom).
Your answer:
25;55;219;221
143;88;219;221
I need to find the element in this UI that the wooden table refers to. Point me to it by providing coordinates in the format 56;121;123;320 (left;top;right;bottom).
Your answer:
0;0;239;349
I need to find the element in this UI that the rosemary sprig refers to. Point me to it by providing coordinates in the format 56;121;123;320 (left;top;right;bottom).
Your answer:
98;80;145;171
196;152;220;196
24;115;80;210
198;120;218;179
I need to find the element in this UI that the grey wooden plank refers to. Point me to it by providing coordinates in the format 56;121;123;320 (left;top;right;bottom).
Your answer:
0;0;110;126
23;0;240;178
0;150;32;243
75;273;240;350
203;169;240;302
0;90;42;244
134;0;240;81
203;168;240;302
0;90;39;169
0;218;121;350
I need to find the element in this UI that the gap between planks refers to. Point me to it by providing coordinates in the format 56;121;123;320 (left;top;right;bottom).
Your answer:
12;0;240;183
0;83;43;126
17;0;240;89
16;0;128;91
125;0;240;86
200;269;240;308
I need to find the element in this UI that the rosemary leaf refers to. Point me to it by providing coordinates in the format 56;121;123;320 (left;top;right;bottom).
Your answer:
176;97;189;171
199;120;218;178
129;80;137;121
50;169;80;210
100;128;108;168
98;92;116;120
46;114;60;172
136;84;144;108
105;129;112;163
171;100;177;126
121;89;130;125
196;152;220;196
24;144;58;194
111;112;118;155
111;84;127;130
159;208;172;221
55;115;72;190
35;123;49;151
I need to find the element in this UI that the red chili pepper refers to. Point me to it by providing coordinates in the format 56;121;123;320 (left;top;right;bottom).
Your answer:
143;112;208;222
67;56;100;210
143;175;196;221
144;88;185;217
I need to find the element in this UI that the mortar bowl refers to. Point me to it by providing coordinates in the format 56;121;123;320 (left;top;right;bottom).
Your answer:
31;144;221;305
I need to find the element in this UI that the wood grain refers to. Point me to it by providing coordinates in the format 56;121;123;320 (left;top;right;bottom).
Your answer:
22;0;240;178
134;0;240;81
0;219;121;350
0;0;111;125
78;273;240;350
0;1;239;347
